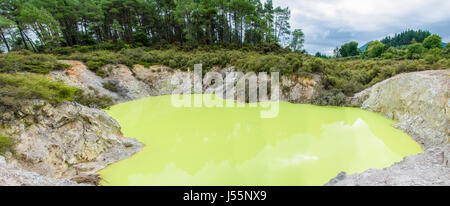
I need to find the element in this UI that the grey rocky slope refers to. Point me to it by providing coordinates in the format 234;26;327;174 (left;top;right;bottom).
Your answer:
328;70;450;186
361;70;449;148
52;61;322;104
51;60;122;101
0;156;84;186
0;99;144;185
326;145;450;186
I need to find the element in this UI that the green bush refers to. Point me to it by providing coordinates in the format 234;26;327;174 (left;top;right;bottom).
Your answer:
444;44;450;57
0;73;78;104
338;41;360;57
367;41;386;58
102;82;119;93
50;47;74;55
0;73;113;109
63;50;118;75
439;59;450;68
406;43;426;59
0;136;15;156
424;48;443;64
308;58;326;73
423;35;442;49
381;52;394;59
74;90;114;109
47;41;132;55
314;89;347;106
0;51;69;74
86;60;106;72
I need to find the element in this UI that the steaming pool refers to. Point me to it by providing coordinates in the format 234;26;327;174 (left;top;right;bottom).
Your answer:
98;94;422;186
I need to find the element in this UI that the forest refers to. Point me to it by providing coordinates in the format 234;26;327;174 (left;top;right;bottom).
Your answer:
0;0;304;52
381;30;432;48
334;30;448;64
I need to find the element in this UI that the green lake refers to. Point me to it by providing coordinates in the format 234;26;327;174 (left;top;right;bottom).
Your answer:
98;94;423;186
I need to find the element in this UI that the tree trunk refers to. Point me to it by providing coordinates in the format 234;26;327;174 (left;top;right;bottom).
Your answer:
234;13;239;45
0;29;10;52
24;32;37;52
240;17;244;47
17;27;30;50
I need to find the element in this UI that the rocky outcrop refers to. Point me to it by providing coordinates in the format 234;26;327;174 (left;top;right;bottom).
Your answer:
101;64;153;101
0;156;85;186
52;61;192;103
329;70;450;186
346;87;371;107
354;70;449;148
281;74;321;103
132;64;184;96
326;145;450;186
53;61;322;104
52;61;153;103
0;100;144;185
51;60;121;101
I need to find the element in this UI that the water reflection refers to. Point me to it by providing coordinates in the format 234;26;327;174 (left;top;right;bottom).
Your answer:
99;95;423;186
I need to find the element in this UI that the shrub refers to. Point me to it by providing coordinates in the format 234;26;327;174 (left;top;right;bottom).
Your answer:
338;41;360;57
406;43;426;59
94;40;131;51
50;47;74;55
309;58;325;73
0;73;113;109
74;90;114;109
0;73;78;104
314;89;347;106
424;48;443;64
444;44;450;57
381;52;393;59
0;136;15;156
64;50;118;75
0;52;69;74
423;35;442;49
87;60;106;73
132;31;151;47
367;41;386;58
102;82;119;93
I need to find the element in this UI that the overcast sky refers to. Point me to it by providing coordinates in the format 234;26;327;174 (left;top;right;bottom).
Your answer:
272;0;450;55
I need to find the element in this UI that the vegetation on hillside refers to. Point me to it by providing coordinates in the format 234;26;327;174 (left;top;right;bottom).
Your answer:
0;73;77;104
2;45;448;92
0;50;69;74
334;30;447;63
0;73;113;109
380;30;431;48
337;41;360;57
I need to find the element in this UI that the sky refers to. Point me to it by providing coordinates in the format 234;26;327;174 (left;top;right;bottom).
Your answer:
272;0;450;55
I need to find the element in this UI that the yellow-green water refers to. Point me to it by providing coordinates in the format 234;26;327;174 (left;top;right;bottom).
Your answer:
98;94;423;186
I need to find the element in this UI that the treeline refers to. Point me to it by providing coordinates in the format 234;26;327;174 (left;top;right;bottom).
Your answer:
0;0;305;53
380;30;431;48
333;30;449;64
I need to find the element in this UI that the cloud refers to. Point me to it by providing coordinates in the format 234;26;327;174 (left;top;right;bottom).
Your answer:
273;0;450;55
